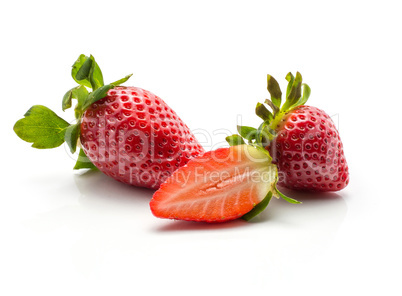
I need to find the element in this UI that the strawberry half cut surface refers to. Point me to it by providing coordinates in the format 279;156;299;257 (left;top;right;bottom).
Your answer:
150;144;300;223
226;72;349;192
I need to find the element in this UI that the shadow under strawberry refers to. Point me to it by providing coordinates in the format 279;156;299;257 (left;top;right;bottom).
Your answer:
152;218;250;232
73;169;154;211
254;186;348;225
276;186;343;201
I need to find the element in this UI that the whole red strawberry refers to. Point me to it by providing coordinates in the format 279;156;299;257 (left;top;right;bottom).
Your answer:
269;105;348;191
81;86;204;189
227;72;349;192
13;54;204;189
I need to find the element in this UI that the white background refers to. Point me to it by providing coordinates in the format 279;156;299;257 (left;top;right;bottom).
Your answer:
1;1;401;295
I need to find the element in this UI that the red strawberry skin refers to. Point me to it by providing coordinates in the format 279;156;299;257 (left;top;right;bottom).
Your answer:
269;105;349;191
80;86;205;189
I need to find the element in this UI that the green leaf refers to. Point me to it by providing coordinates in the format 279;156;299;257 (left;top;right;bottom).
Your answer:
75;56;93;81
64;122;80;154
255;102;273;122
71;54;104;90
292;83;311;108
88;55;104;90
275;187;302;204
62;88;74;111
237;125;257;141
255;121;275;146
264;99;279;115
73;148;98;170
62;85;89;112
72;85;89;112
281;72;302;112
287;72;302;101
242;191;273;221
72;55;92;88
13;105;69;149
225;134;246;146
82;84;114;110
293;73;302;101
267;75;282;109
285;72;295;99
255;122;264;145
111;74;133;86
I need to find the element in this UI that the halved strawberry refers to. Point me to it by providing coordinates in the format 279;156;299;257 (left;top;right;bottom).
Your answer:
150;144;299;222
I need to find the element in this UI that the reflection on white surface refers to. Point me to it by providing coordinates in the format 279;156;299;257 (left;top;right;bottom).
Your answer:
22;169;348;281
23;171;151;275
7;165;397;296
74;170;154;212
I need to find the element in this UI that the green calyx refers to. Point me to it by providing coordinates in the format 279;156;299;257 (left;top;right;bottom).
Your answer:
226;71;311;150
13;54;132;169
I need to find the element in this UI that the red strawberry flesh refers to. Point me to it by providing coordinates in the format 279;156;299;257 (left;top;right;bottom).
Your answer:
150;145;277;222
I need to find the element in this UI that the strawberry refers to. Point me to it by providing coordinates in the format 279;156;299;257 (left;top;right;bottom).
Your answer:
268;105;348;191
80;86;205;189
150;144;300;222
227;72;349;191
14;54;204;189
